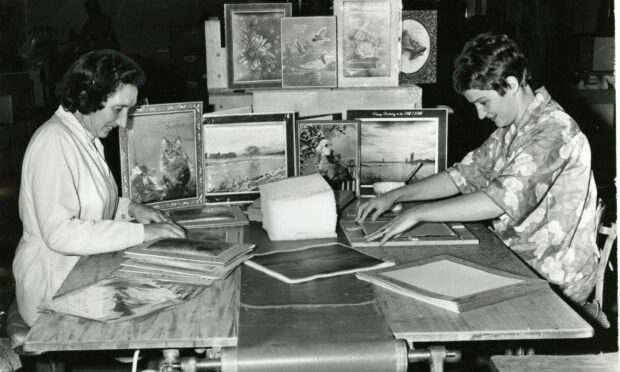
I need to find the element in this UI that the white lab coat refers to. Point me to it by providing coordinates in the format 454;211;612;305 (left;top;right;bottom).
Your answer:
13;106;144;326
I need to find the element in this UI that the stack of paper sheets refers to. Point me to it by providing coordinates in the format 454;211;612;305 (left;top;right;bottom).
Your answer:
117;238;255;285
356;254;547;313
259;174;337;241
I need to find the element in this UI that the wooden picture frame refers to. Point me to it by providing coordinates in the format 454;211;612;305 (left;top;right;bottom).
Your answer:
346;109;448;197
334;0;402;87
296;120;361;196
225;3;292;89
356;254;548;312
120;102;204;210
202;112;296;204
281;16;337;88
399;10;437;85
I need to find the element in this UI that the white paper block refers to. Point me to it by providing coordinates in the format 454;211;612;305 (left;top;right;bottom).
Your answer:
259;174;338;241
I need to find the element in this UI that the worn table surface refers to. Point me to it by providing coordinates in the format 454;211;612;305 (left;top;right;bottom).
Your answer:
22;221;593;353
490;352;619;372
358;223;593;343
23;242;241;352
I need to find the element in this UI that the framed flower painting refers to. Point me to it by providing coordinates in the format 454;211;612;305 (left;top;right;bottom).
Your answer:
225;3;292;89
334;0;402;87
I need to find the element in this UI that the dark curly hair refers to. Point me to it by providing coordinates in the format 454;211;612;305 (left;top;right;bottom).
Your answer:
56;49;145;114
452;33;532;96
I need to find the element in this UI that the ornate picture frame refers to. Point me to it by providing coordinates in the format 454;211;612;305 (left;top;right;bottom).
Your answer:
399;10;437;85
334;0;402;87
119;102;204;210
346;109;448;197
202;112;296;204
225;3;292;89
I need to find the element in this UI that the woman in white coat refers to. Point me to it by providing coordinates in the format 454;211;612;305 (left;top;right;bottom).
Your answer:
13;49;186;326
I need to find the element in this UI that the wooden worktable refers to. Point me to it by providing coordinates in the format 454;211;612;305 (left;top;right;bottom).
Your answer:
22;221;593;354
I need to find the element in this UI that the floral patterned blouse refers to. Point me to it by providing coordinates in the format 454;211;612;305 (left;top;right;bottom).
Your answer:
447;88;599;304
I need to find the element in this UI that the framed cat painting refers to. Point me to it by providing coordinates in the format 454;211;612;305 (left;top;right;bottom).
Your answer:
119;102;204;210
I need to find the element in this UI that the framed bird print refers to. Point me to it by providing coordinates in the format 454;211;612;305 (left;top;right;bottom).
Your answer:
399;10;437;85
346;109;448;197
225;3;292;89
334;0;402;88
202;112;296;204
119;102;204;210
281;16;337;88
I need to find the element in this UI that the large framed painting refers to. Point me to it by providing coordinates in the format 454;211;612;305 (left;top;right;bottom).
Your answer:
399;10;437;85
296;120;361;195
334;0;402;87
202;112;295;204
346;109;448;197
281;16;337;88
120;102;204;209
225;3;292;89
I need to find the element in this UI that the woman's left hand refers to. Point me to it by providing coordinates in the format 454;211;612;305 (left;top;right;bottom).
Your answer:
364;208;421;246
129;202;170;224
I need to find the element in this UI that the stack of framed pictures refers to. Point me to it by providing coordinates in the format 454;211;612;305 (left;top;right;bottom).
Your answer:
219;0;437;89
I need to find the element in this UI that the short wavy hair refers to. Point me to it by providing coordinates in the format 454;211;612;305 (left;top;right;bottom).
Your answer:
56;49;145;114
452;33;532;96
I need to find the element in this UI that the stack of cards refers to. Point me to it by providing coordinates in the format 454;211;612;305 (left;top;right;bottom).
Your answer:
116;238;255;285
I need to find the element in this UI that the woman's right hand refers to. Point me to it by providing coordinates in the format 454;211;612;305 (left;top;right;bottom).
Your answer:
143;222;186;241
355;193;397;223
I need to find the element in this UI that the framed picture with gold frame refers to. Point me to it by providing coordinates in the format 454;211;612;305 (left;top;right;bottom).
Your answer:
334;0;402;87
119;102;204;210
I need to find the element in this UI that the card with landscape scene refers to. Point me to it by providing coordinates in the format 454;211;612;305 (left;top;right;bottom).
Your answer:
202;112;295;204
120;102;204;210
225;3;292;89
346;109;447;196
281;16;337;88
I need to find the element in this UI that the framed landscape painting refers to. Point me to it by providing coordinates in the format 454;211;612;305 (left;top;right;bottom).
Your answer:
202;112;295;203
281;16;337;88
346;109;448;197
225;3;292;89
399;10;437;85
120;102;204;209
334;0;401;87
296;120;360;195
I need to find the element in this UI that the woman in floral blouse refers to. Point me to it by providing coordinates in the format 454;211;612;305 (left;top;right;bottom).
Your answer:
356;33;599;306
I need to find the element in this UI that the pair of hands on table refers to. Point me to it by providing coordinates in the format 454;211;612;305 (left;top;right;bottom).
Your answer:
129;202;186;240
355;193;420;246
